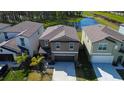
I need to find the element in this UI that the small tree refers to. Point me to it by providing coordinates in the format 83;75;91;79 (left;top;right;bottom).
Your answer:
30;55;44;66
15;53;28;64
30;55;45;71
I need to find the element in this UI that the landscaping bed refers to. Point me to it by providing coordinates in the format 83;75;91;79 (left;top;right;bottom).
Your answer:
28;68;53;81
116;69;124;80
75;45;97;81
4;69;28;81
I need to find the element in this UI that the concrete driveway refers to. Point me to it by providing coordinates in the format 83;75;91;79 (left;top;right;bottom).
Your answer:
52;62;76;81
92;63;122;81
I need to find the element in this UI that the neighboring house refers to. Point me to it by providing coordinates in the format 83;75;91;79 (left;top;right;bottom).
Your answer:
0;23;11;43
0;38;21;61
0;21;44;62
39;25;80;62
82;24;124;65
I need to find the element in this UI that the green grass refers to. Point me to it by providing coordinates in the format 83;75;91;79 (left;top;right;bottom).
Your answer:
83;11;94;17
116;69;124;80
94;17;119;30
4;70;27;81
94;12;124;23
66;17;82;23
44;17;82;28
75;46;97;81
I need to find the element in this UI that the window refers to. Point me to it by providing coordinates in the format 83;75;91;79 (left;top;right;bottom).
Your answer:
20;38;25;46
0;49;3;52
69;42;74;50
4;32;8;40
121;44;123;46
55;42;60;50
45;41;48;46
98;43;107;51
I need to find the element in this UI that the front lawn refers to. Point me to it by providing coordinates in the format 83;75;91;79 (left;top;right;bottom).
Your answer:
75;45;97;81
116;69;124;80
4;69;28;81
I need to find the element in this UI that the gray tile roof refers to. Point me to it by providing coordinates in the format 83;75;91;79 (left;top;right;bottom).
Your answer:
3;21;42;37
39;47;47;54
0;38;21;53
84;24;124;43
102;27;124;41
0;23;11;30
39;25;79;42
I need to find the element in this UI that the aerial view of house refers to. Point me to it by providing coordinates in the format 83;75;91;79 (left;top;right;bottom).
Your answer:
0;21;44;62
39;25;80;62
82;24;124;65
0;11;123;81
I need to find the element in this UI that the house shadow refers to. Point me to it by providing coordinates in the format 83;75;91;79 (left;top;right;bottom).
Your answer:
93;63;122;80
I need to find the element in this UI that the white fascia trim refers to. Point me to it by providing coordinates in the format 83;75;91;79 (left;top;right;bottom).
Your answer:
51;51;78;54
91;53;112;56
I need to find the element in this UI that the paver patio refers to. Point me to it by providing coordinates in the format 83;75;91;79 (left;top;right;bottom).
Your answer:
92;63;122;81
52;62;76;81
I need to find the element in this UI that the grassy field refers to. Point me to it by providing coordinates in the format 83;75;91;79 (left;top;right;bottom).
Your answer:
44;17;82;28
94;12;124;23
83;11;94;17
94;17;119;30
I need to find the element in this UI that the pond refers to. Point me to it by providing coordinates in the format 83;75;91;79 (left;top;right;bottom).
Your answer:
71;17;98;30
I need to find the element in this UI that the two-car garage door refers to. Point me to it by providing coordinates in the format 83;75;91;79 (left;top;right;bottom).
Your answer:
91;56;114;63
55;56;74;62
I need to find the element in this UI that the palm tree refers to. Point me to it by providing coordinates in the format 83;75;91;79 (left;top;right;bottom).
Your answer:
30;55;45;71
15;53;28;64
30;55;44;66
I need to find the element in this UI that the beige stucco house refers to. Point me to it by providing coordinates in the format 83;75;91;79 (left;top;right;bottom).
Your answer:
39;25;80;62
81;24;124;65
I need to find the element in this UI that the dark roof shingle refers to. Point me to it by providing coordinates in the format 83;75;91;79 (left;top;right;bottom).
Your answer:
40;25;79;42
0;23;11;30
3;21;42;37
84;24;124;43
